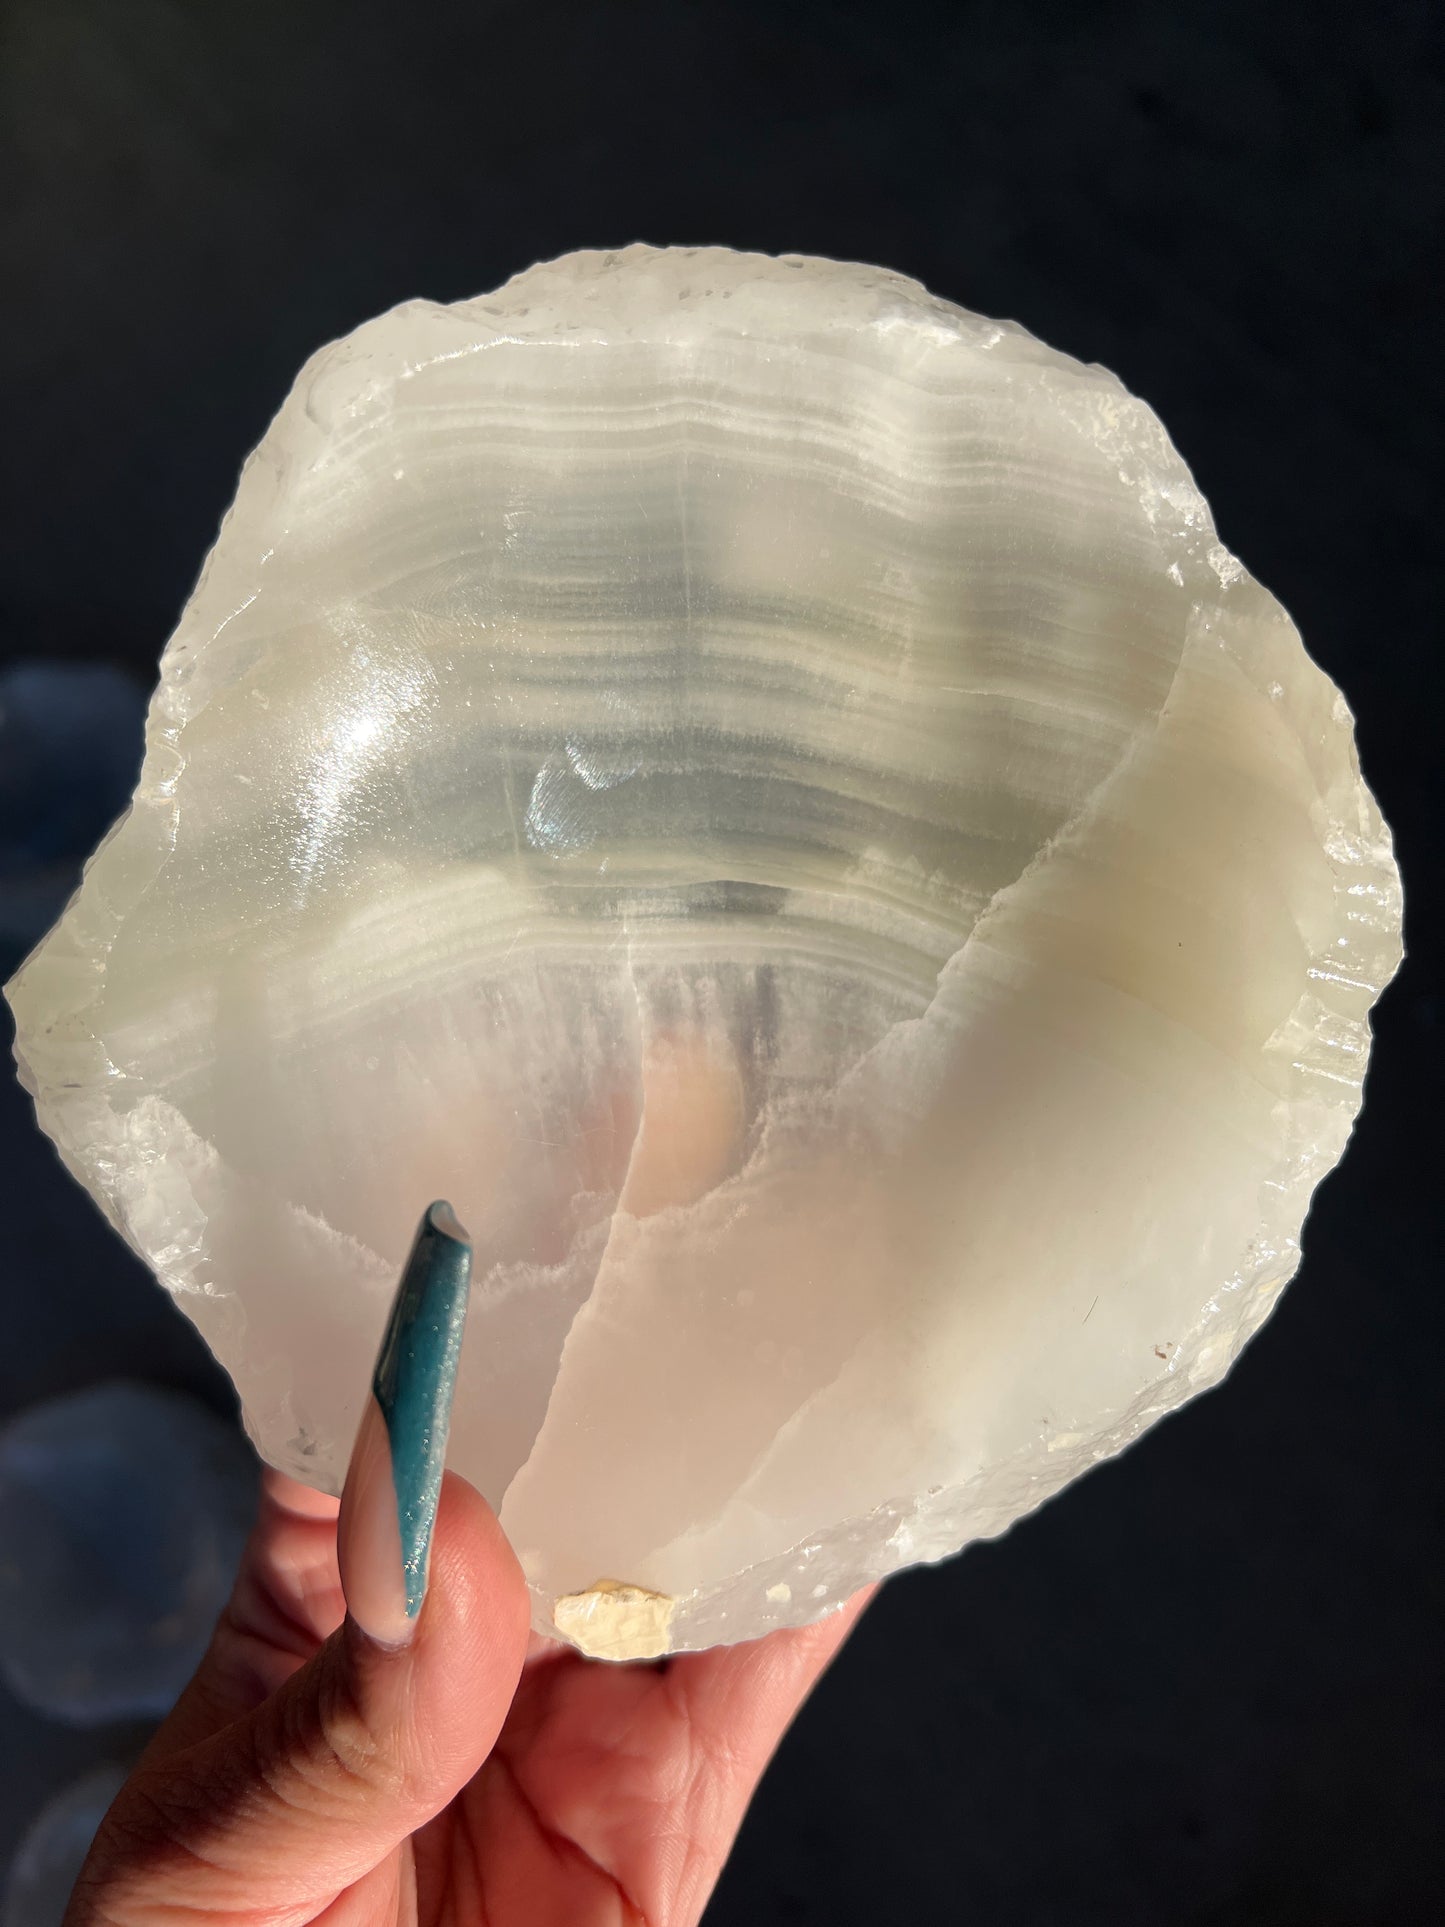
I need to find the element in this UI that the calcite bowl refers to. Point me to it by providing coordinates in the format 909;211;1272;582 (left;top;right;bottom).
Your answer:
7;247;1401;1656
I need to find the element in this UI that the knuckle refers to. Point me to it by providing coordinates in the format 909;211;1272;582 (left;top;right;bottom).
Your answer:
313;1669;407;1804
264;1660;407;1818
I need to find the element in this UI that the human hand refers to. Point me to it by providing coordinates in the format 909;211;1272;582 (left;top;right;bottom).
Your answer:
66;1207;871;1925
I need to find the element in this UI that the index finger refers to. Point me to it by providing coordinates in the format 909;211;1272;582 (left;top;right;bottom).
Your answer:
139;1466;345;1766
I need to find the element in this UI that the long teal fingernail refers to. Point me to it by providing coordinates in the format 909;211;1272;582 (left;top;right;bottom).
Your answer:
370;1201;473;1617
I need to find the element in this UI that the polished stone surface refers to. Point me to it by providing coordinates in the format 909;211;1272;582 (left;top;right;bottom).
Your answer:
7;248;1401;1652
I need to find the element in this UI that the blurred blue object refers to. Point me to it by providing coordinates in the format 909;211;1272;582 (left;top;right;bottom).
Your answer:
2;1761;132;1927
0;662;148;968
0;1383;257;1725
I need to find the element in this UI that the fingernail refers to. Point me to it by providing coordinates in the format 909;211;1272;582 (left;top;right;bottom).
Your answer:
338;1201;472;1646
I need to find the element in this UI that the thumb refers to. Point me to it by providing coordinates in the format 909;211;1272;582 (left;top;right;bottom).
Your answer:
68;1205;531;1926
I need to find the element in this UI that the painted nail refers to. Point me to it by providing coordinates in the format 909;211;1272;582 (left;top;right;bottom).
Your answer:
338;1201;472;1646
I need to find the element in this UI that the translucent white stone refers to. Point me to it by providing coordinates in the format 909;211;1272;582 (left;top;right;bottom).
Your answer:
6;247;1401;1655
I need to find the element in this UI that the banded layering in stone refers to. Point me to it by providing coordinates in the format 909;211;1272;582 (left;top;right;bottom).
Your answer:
7;247;1402;1657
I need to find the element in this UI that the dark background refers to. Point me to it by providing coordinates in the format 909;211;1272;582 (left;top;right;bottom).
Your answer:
1;1;1441;1921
